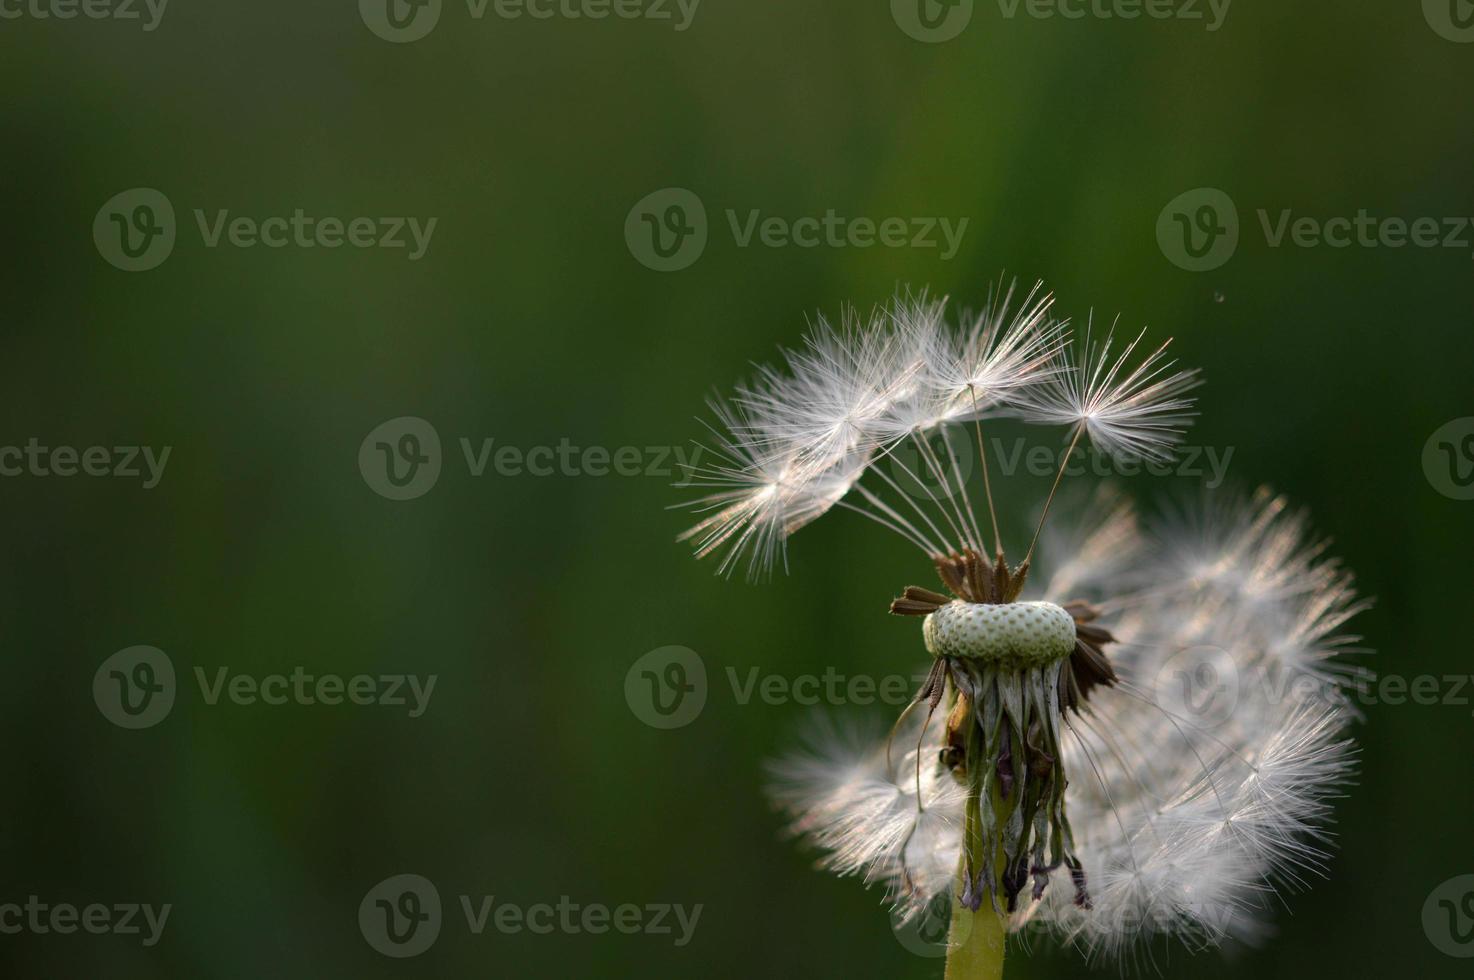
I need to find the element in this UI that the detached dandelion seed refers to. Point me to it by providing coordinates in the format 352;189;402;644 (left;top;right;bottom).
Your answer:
674;283;1367;978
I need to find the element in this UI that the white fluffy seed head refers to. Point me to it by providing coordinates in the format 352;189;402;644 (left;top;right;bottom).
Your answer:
922;600;1077;667
767;487;1367;961
678;285;1200;578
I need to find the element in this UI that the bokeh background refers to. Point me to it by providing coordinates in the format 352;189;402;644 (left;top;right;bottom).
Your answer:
2;1;1472;977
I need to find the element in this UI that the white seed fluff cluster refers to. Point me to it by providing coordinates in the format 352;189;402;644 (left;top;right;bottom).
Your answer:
677;283;1199;579
922;600;1077;667
768;488;1365;962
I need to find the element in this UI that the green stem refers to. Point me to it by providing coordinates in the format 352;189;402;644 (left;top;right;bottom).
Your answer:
948;712;1016;980
943;888;1008;980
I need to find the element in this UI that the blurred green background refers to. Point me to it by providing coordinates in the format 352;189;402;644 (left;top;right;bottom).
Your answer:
3;1;1472;977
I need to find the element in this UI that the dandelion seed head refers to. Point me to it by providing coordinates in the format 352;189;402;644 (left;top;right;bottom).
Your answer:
674;279;1365;963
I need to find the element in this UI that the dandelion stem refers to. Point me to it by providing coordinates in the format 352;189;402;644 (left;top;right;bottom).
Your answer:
944;891;1008;980
947;703;1014;980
